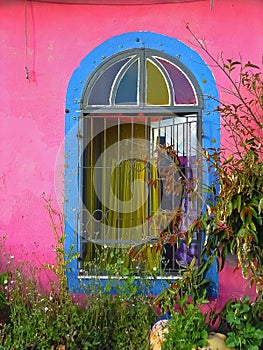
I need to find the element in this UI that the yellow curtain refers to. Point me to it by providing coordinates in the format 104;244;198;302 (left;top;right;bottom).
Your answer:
84;129;161;272
85;158;161;272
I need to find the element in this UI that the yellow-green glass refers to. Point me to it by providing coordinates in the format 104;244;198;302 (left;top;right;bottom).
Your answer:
146;59;169;105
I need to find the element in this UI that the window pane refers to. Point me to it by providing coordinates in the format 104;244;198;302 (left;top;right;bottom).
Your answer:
115;61;138;105
146;59;169;105
156;58;196;105
88;59;129;105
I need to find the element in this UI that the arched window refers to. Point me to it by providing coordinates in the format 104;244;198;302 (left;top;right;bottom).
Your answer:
80;49;202;275
65;33;219;295
83;49;198;107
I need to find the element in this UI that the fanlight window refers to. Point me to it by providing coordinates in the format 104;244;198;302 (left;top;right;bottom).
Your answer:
79;49;202;276
83;50;198;107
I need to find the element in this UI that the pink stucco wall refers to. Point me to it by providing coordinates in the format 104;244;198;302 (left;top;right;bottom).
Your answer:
1;0;262;302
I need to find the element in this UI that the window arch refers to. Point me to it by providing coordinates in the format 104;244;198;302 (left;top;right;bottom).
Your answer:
64;32;219;296
83;49;200;108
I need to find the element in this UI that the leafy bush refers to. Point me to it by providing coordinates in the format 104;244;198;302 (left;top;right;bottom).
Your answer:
0;196;156;349
211;296;263;350
161;294;210;350
0;272;156;349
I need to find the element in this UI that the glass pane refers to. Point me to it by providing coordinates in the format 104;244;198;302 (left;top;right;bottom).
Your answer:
149;115;199;270
157;58;196;105
115;61;138;105
88;59;129;105
146;59;169;105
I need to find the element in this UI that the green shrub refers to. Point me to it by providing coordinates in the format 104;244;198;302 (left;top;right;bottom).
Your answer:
161;294;210;350
0;271;156;349
211;296;263;350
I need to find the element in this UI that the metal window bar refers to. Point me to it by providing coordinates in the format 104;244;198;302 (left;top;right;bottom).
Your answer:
80;113;200;274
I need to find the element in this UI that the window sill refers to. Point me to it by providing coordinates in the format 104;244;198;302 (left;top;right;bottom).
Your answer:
78;274;180;280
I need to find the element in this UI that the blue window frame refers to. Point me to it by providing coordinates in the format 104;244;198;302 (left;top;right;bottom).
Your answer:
64;32;220;296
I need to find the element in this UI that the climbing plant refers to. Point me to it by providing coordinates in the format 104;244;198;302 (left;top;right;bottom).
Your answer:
186;25;263;295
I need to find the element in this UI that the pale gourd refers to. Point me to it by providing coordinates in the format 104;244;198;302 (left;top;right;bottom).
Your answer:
150;321;235;350
204;332;235;350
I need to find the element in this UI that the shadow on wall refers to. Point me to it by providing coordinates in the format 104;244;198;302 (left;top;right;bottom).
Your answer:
218;256;257;308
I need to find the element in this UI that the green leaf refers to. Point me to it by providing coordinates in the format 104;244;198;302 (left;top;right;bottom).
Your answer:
223;154;234;165
225;334;238;348
237;195;242;213
245;137;256;145
122;267;130;276
256;216;262;225
189;257;196;269
242;296;251;303
249;227;258;243
240;207;252;223
231;61;241;66
258;198;263;215
254;329;263;339
248;346;259;350
245;61;260;69
249;205;258;218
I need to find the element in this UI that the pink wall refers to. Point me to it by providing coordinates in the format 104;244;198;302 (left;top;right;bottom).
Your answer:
1;0;262;301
